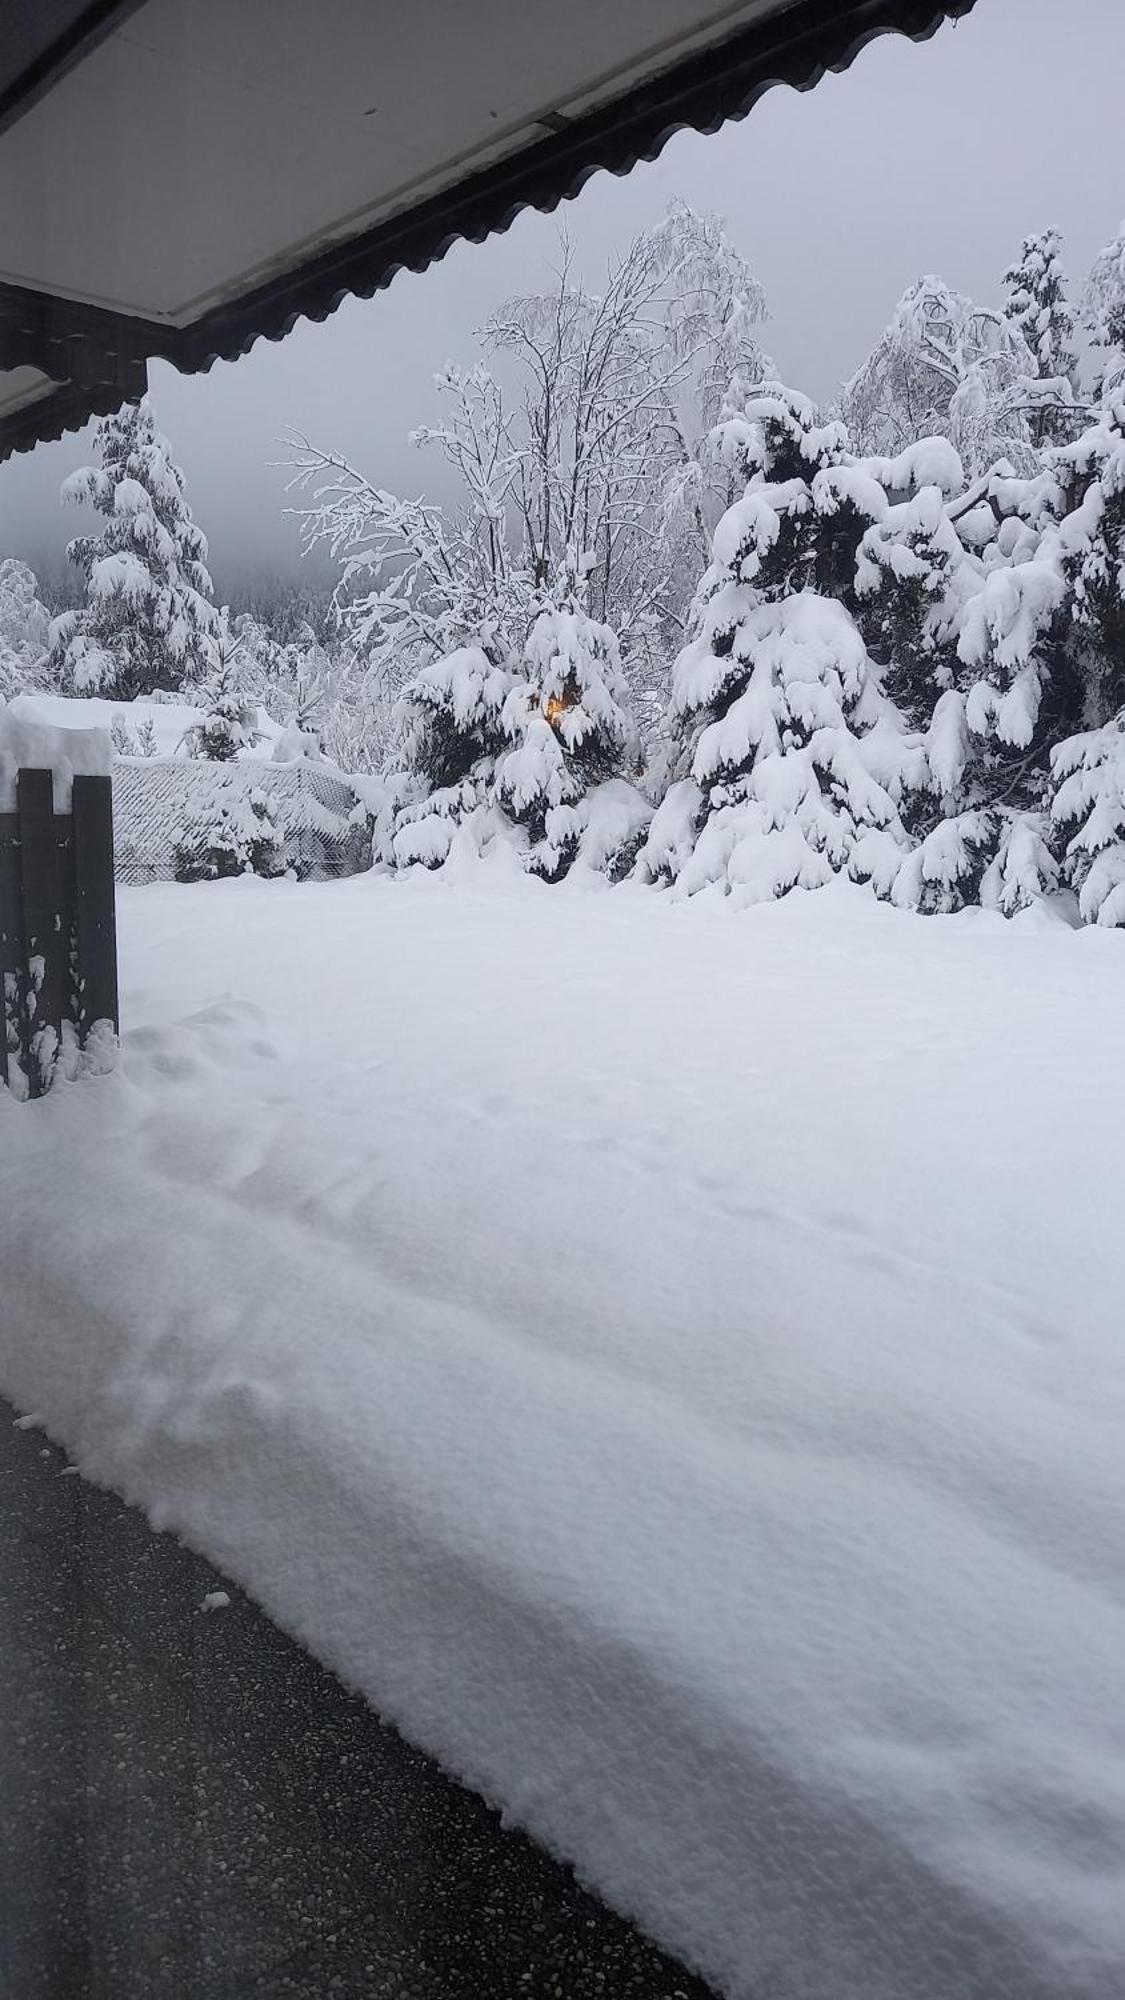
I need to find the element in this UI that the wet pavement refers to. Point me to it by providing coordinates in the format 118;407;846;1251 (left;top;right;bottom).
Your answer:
0;1399;717;2000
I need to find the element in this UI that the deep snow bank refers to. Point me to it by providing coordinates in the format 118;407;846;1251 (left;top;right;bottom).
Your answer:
2;870;1123;2000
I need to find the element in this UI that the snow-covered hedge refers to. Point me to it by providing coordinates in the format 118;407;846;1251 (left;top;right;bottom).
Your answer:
115;758;368;885
173;787;286;884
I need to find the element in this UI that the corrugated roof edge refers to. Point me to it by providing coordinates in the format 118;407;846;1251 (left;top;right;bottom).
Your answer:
0;0;978;461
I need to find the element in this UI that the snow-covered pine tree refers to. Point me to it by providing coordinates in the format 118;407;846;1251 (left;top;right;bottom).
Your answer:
182;633;263;762
898;476;1067;913
1041;399;1125;920
48;397;218;699
1051;714;1125;925
1002;228;1081;446
708;383;885;601
911;403;1125;918
842;438;1035;915
852;438;969;725
1054;399;1125;722
385;632;518;868
270;672;326;763
638;386;922;906
0;557;52;698
496;589;647;880
1083;222;1125;403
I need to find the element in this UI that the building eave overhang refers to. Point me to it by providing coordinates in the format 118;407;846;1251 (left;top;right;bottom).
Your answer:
0;0;979;462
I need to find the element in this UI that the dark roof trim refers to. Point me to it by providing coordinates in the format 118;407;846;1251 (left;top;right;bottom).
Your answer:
0;283;171;392
177;0;980;374
1;0;979;462
0;0;145;142
0;375;143;460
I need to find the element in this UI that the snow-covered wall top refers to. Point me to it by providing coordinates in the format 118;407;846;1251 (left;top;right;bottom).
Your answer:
8;692;284;762
0;702;112;812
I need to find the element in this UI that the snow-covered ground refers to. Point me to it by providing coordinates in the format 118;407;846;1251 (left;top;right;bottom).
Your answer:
2;865;1124;2000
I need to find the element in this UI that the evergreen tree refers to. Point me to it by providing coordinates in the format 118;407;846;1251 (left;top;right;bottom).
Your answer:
381;589;648;878
183;637;263;763
48;397;218;699
908;401;1125;918
1041;400;1125;920
496;593;641;880
1083;222;1125;402
639;386;922;906
904;489;1068;914
0;557;51;697
852;443;969;726
1051;714;1125;925
1002;228;1080;445
956;405;1125;752
843;443;1052;916
387;632;518;868
1055;399;1125;722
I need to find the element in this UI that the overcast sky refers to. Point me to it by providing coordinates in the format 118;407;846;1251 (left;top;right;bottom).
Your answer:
2;0;1123;594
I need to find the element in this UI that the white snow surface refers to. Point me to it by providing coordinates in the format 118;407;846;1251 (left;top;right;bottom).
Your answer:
1;870;1124;2000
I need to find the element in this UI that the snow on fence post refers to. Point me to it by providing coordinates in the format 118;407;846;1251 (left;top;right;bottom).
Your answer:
0;716;117;1099
13;769;67;1095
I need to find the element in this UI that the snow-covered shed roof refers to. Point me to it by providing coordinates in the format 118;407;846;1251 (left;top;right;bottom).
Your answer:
0;0;978;461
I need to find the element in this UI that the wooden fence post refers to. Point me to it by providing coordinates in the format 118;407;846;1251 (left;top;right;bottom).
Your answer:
0;800;19;1095
0;766;118;1098
72;775;119;1051
17;769;69;1098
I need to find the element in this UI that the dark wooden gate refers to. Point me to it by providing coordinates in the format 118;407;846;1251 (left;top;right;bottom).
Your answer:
0;769;118;1099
